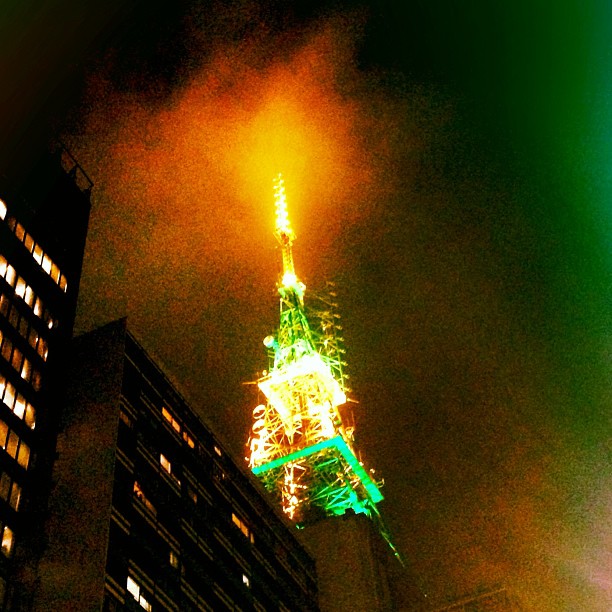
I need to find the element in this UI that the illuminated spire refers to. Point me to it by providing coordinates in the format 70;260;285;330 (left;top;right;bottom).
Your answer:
247;174;385;527
273;173;298;289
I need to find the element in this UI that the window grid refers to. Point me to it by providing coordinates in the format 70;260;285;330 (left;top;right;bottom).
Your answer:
0;254;56;329
0;472;22;511
0;294;49;361
161;406;195;449
0;419;31;469
0;374;36;429
0;329;42;391
5;214;68;292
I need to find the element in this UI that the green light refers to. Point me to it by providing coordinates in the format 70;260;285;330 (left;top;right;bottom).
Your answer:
252;435;383;505
252;437;339;474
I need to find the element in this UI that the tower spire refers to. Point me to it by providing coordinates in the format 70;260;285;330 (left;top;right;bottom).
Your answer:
247;174;384;527
273;173;298;289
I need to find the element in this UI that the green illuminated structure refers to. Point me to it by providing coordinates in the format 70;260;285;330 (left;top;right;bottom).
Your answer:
247;174;385;527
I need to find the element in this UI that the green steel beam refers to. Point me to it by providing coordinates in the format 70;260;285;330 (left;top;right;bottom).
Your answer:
251;435;383;504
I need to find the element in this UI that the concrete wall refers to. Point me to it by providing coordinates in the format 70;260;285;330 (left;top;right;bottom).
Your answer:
33;319;126;611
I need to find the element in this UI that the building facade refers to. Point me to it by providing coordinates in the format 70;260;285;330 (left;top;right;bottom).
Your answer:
0;146;92;608
35;319;318;611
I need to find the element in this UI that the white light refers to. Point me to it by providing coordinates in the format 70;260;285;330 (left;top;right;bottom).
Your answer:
282;271;297;287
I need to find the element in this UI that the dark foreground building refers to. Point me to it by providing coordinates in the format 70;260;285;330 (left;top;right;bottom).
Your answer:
34;319;318;611
0;147;91;607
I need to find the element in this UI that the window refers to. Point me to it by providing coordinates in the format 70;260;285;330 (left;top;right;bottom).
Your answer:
4;216;67;291
1;524;14;557
0;257;56;324
133;481;156;515
214;445;222;456
32;245;42;265
126;576;152;611
14;278;26;299
14;223;25;242
41;254;52;275
169;550;179;569
232;513;254;543
161;407;180;433
182;431;195;448
0;199;6;220
119;410;132;428
160;454;171;475
187;486;198;504
0;421;30;469
0;473;21;511
242;574;250;588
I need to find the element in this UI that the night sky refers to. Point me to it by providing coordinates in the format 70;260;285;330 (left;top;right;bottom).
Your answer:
2;1;611;610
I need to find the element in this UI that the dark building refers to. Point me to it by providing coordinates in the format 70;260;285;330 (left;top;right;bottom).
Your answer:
297;512;425;612
34;318;318;611
0;146;92;607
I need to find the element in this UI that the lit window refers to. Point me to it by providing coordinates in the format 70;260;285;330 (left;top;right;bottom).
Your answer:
14;278;26;299
0;256;6;277
15;224;25;242
10;347;22;371
161;407;180;433
126;576;152;611
17;441;30;469
0;199;6;220
32;244;42;265
6;432;18;458
160;454;171;475
24;286;34;307
232;513;253;541
59;274;67;292
169;550;179;569
33;298;42;317
1;525;14;557
5;265;16;287
3;383;14;409
42;254;52;275
8;481;21;510
0;421;7;448
24;234;34;253
182;431;195;448
133;481;156;515
214;445;222;456
13;396;25;420
37;339;48;361
126;576;139;599
119;410;132;427
21;358;31;382
242;574;250;588
50;262;60;283
24;403;35;429
1;338;11;361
